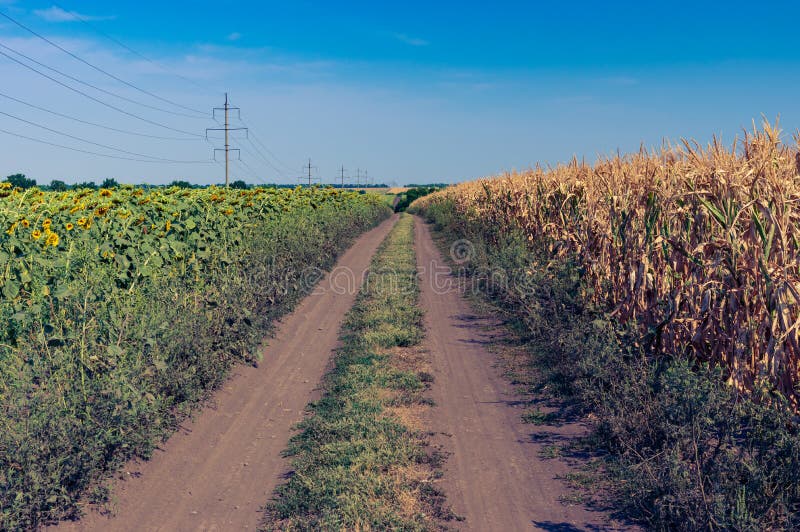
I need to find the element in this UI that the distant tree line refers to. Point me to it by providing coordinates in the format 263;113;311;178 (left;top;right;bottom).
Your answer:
2;175;224;191
405;183;449;188
394;186;441;212
4;174;122;191
3;174;416;191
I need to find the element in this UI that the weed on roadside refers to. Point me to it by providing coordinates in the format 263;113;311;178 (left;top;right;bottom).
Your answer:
263;214;456;531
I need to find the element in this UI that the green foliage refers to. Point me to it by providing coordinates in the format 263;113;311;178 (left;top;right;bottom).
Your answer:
265;215;453;530
168;180;194;189
0;185;391;529
229;180;249;190
394;187;440;213
100;178;119;189
4;173;36;189
48;180;69;192
418;202;800;531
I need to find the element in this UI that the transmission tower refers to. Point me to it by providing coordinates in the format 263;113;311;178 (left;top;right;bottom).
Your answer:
206;93;248;187
338;165;349;188
298;157;320;186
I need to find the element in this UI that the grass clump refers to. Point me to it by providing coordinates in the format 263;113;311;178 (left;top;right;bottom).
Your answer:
263;214;454;531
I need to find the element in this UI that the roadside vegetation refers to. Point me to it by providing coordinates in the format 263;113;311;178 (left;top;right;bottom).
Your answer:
394;186;441;213
410;124;800;530
0;185;390;529
264;214;454;531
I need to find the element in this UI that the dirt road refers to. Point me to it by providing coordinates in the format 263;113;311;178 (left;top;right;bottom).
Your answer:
54;215;397;532
414;216;615;532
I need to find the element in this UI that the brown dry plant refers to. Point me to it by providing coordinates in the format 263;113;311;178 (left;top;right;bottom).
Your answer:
414;121;800;406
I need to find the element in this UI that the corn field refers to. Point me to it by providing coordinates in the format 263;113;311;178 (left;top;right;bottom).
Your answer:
415;122;800;405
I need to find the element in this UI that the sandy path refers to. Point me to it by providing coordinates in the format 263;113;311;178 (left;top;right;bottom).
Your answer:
414;216;617;532
53;215;397;532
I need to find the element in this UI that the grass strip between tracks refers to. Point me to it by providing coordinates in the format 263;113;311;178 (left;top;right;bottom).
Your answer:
263;213;455;531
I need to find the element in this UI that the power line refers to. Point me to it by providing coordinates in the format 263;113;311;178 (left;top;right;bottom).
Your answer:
52;1;222;98
0;126;212;164
240;121;294;172
0;47;205;138
247;128;294;171
219;157;268;187
237;144;281;180
0;9;208;117
337;165;349;188
229;156;271;188
298;158;319;186
0;89;196;141
205;93;248;187
220;158;270;188
229;106;293;171
0;41;206;120
225;102;295;181
242;136;287;177
0;109;204;162
236;158;271;186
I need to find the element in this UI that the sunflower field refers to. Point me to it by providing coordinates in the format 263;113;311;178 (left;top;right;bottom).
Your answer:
0;184;391;529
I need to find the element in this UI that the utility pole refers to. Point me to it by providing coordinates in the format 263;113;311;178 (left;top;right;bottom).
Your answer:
298;158;319;186
339;165;349;188
206;93;247;187
355;168;362;187
364;170;370;187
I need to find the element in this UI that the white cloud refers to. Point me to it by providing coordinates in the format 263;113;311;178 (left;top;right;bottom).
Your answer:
227;32;242;42
393;33;429;47
33;6;115;23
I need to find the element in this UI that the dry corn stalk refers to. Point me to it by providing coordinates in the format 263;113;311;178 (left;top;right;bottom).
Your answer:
415;121;800;406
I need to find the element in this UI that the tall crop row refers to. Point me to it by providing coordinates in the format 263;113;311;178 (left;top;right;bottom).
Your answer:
0;185;391;529
414;123;800;405
412;124;800;528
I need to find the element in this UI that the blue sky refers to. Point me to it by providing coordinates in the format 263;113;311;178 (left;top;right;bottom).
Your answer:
1;0;799;185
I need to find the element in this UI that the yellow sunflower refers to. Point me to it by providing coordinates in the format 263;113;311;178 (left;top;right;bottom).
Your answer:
65;223;75;231
45;232;59;247
32;229;42;240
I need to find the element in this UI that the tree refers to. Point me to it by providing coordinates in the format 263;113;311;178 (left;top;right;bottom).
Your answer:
169;180;193;188
394;186;440;212
72;181;97;190
230;180;249;189
101;178;119;188
5;173;36;189
48;180;68;191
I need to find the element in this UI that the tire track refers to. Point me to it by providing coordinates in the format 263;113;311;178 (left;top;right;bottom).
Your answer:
415;215;618;532
52;215;398;532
